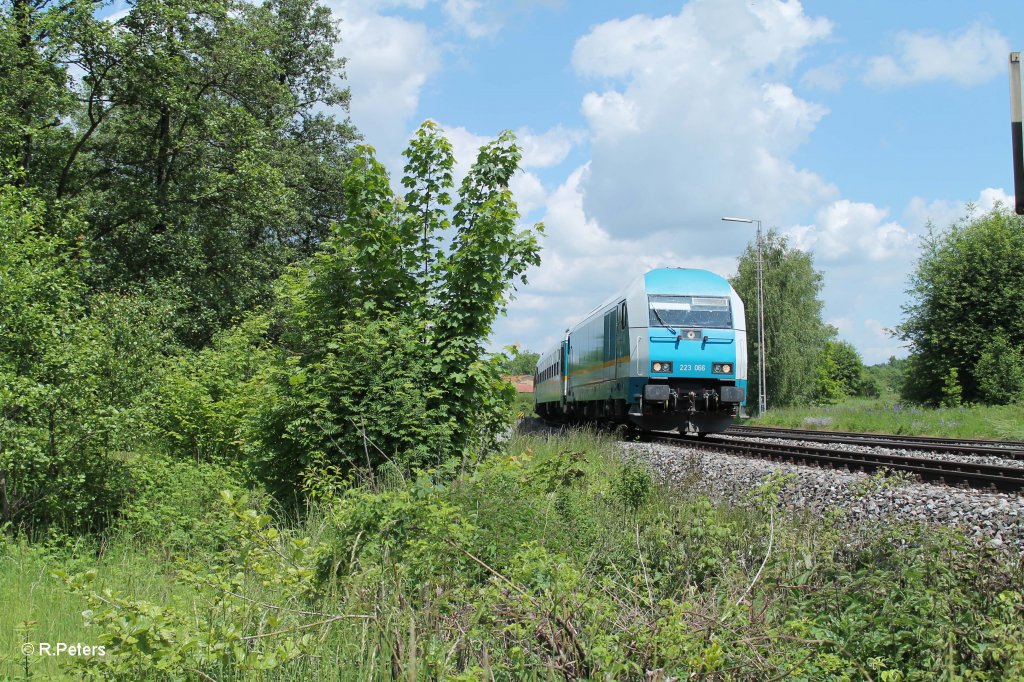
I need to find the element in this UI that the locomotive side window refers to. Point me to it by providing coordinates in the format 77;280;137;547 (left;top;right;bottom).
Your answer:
648;295;732;329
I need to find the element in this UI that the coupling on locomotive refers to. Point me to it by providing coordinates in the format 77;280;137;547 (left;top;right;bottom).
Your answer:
534;268;747;436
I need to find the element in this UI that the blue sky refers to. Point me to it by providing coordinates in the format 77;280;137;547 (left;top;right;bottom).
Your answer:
321;1;1024;363
111;0;1024;365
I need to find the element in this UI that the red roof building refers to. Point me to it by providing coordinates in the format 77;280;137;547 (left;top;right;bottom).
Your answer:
503;375;535;393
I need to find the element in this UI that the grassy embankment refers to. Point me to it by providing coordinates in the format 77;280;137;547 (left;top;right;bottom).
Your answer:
749;398;1024;441
3;428;1023;680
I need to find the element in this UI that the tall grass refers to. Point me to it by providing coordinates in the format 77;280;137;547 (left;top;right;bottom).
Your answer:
0;533;197;680
753;397;1024;440
3;428;1023;679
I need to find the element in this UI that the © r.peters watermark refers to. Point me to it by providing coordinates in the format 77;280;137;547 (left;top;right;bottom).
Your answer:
21;642;106;657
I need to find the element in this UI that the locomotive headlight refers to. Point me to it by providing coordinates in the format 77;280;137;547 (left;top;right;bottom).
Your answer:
651;361;672;373
712;363;733;374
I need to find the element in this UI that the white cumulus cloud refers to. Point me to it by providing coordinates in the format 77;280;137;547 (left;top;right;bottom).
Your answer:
443;0;498;38
904;187;1015;232
326;1;443;163
570;0;837;246
787;200;916;262
864;23;1009;87
440;123;585;217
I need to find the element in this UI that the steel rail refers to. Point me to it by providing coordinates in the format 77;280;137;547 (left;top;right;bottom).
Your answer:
658;433;1024;493
726;425;1024;460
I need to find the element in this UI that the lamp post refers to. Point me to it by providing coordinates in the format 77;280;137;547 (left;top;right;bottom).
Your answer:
722;216;767;414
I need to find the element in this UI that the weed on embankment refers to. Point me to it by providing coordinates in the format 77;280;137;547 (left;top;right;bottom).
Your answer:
3;429;1023;680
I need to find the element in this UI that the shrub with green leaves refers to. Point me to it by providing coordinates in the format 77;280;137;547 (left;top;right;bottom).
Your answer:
48;430;1024;681
0;186;169;532
899;206;1024;405
60;491;323;681
149;313;276;465
118;455;254;558
975;333;1024;405
252;121;540;492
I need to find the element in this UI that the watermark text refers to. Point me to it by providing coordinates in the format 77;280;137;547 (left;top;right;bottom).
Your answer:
21;642;106;657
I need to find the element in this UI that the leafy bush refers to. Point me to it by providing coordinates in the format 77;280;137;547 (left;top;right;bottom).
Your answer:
975;333;1024;405
253;315;461;498
61;492;321;681
611;460;652;513
48;430;1024;680
149;313;276;465
0;186;170;533
899;206;1024;404
246;122;539;494
118;456;255;558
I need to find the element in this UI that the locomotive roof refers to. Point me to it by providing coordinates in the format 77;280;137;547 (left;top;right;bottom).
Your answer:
585;267;733;316
643;268;733;296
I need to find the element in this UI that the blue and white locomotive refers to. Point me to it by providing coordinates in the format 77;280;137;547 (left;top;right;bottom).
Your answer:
534;268;747;435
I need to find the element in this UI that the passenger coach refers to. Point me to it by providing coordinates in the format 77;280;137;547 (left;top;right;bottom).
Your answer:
534;268;747;435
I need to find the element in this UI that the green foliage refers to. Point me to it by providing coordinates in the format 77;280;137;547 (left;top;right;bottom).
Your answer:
123;123;539;502
527;448;588;493
499;345;541;376
848;468;913;498
753;397;1024;441
865;355;908;398
611;460;652;513
118;456;253;558
4;430;1023;680
788;525;1024;679
2;0;358;347
975;333;1024;405
0;185;170;532
731;229;833;408
810;345;847;405
256;122;541;491
317;478;478;586
149;313;276;465
60;491;323;680
812;340;877;404
827;340;864;392
0;0;85;188
899;206;1024;405
941;366;963;408
256;316;459;498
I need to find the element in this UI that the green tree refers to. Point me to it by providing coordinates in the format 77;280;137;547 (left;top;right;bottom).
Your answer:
828;340;863;393
1;0;358;347
731;230;833;408
231;122;542;496
810;349;846;405
0;184;169;531
898;206;1024;404
940;366;963;408
864;355;906;397
975;334;1024;405
500;347;541;376
0;0;89;188
811;339;876;402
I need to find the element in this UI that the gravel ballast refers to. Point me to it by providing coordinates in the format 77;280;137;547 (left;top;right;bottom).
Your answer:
627;438;1024;552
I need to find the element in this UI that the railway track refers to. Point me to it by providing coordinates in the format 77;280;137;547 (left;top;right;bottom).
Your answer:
656;432;1024;493
725;424;1024;460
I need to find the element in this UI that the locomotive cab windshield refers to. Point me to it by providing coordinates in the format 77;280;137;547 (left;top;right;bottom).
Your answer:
648;295;732;329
